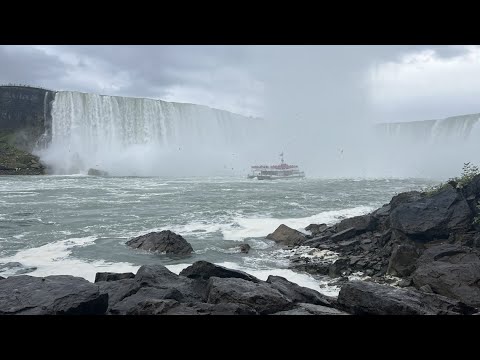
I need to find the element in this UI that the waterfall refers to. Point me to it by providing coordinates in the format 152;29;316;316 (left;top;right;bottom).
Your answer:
39;91;263;176
372;113;480;179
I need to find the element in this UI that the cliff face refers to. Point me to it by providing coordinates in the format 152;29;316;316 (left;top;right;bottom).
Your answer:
0;85;54;152
0;86;53;175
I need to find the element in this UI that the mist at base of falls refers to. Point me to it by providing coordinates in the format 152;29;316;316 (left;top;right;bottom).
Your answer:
36;89;480;180
37;91;265;177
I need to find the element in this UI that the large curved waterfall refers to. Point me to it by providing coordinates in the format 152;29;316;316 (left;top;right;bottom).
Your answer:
371;113;480;179
39;91;262;176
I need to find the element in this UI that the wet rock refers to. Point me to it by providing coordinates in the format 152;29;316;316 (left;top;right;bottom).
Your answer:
179;261;259;282
419;284;434;294
329;258;351;278
239;244;251;253
303;235;330;248
412;244;480;307
94;272;135;283
134;265;205;302
390;186;473;241
397;278;412;288
272;303;349;315
387;244;421;277
126;230;193;256
305;223;328;236
0;262;37;275
266;224;306;246
97;279;139;311
266;275;334;306
206;277;292;315
337;280;476;315
110;287;186;314
331;227;357;242
337;214;376;235
0;275;108;315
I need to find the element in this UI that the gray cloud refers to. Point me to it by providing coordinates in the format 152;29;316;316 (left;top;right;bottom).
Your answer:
0;45;478;120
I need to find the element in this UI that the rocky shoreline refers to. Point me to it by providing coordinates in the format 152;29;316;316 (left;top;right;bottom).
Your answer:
2;174;480;315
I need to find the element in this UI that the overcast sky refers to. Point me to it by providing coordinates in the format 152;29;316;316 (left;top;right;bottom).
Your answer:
1;45;479;122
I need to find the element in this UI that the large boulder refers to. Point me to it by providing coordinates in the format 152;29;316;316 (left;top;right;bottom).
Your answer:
206;277;293;314
266;275;334;306
337;280;476;315
97;279;139;311
266;224;306;246
0;275;108;315
126;230;193;256
387;244;421;277
107;265;208;314
412;244;480;307
94;272;135;283
110;287;187;314
134;265;205;300
390;186;473;241
179;261;259;282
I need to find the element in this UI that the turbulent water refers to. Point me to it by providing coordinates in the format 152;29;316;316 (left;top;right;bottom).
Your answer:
0;175;436;295
39;91;263;176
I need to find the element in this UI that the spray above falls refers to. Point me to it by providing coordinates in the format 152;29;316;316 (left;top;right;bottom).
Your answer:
38;91;263;176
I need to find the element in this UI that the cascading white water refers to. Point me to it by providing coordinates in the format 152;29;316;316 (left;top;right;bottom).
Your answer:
372;113;480;179
39;91;263;176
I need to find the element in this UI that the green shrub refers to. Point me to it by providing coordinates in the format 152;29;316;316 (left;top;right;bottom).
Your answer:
423;162;479;196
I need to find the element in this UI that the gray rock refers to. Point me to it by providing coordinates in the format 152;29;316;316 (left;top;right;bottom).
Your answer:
330;227;357;242
239;244;251;253
266;224;306;246
266;275;333;306
387;244;421;277
97;278;139;311
0;275;108;315
179;261;259;282
126;230;193;256
0;262;37;275
110;287;186;314
390;186;473;241
337;280;476;315
305;223;328;236
134;265;206;302
206;277;292;315
94;272;135;282
303;235;330;248
337;214;376;235
172;302;258;315
272;303;349;315
412;244;480;307
398;278;412;288
329;258;350;278
419;284;434;294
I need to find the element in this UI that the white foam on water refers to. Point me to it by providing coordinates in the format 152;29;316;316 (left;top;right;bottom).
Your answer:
221;205;374;241
165;261;340;297
0;236;139;282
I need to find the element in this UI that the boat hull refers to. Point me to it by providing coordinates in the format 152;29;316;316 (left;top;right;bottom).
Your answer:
250;174;305;180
